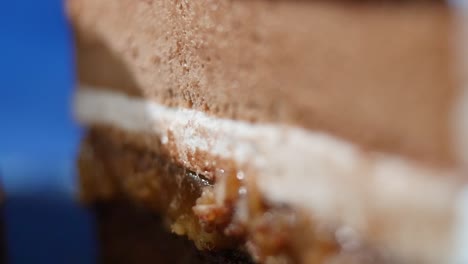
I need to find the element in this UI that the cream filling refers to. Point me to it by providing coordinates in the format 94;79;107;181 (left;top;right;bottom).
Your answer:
76;87;466;264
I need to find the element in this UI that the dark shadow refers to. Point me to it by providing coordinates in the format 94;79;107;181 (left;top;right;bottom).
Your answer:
0;158;97;264
0;206;5;264
95;200;253;264
4;193;97;264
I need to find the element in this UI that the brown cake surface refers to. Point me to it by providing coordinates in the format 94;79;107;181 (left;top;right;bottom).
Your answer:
69;0;458;166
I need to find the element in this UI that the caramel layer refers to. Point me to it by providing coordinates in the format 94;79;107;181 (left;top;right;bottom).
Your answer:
79;129;388;263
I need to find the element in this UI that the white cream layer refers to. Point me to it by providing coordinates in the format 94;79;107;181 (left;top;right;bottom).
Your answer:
76;87;467;264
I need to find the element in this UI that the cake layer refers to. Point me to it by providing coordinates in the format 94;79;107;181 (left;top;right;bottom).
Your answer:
80;128;390;264
79;129;228;250
68;0;458;165
76;88;468;264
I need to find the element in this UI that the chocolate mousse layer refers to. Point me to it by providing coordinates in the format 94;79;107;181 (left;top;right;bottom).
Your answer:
69;0;457;166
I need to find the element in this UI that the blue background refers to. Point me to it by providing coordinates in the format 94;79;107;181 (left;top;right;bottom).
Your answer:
0;0;97;263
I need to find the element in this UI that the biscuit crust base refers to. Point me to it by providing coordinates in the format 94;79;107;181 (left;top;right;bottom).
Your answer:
79;128;387;264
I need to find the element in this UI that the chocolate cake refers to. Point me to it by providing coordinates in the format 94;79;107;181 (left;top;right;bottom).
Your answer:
68;0;468;263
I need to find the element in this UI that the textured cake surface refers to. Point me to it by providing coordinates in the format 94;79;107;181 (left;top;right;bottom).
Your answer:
69;0;458;165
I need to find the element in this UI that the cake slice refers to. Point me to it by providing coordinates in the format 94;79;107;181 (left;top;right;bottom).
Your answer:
68;0;468;263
